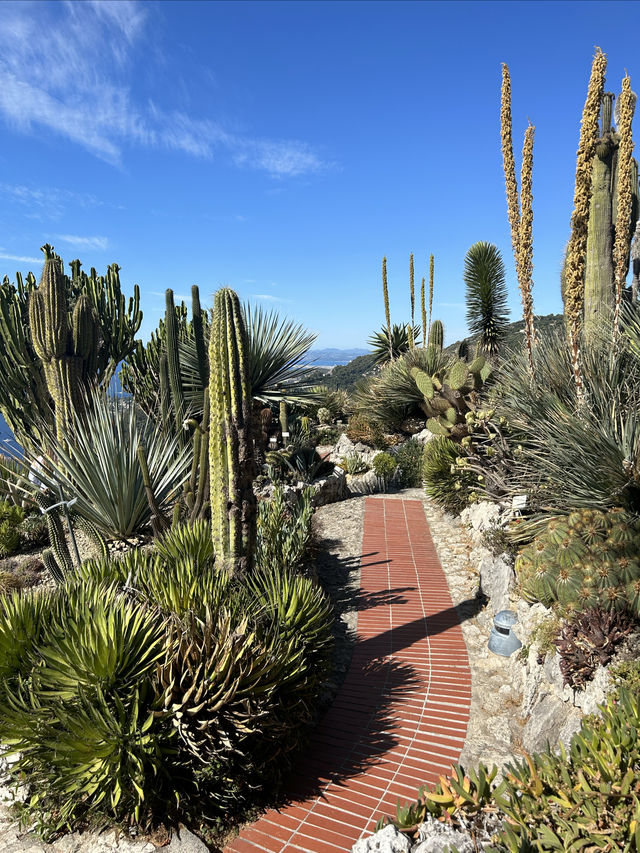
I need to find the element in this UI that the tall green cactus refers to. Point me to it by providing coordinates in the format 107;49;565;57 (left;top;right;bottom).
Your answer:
279;399;289;435
165;289;187;444
29;246;100;443
583;89;639;341
0;245;142;452
429;319;444;351
209;288;257;575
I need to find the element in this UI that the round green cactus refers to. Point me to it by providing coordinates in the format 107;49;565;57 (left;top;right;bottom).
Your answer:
516;508;640;615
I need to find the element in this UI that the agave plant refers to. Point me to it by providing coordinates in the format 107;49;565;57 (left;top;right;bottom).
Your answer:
484;325;640;517
10;390;191;540
368;323;421;366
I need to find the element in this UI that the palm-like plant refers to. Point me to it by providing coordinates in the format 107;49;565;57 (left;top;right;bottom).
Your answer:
368;323;421;366
463;242;510;355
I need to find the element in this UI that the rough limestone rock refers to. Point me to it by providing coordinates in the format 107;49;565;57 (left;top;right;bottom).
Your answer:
312;467;348;506
460;501;501;540
163;827;209;852
522;693;583;753
574;665;611;715
413;816;474;853
347;471;378;496
412;428;436;445
352;824;411;853
477;551;515;614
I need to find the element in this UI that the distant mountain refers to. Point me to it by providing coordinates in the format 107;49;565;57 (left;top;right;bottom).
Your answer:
305;348;369;367
446;313;565;356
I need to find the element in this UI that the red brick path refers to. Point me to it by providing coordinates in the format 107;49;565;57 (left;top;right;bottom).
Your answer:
224;497;471;853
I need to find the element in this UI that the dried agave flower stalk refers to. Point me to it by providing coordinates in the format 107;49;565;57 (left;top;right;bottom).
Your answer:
501;64;521;259
612;74;635;345
421;275;427;348
408;253;415;348
518;122;536;373
382;256;392;360
564;47;607;401
501;64;536;375
428;253;434;341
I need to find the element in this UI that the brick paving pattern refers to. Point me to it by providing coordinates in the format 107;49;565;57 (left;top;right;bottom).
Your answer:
224;496;471;853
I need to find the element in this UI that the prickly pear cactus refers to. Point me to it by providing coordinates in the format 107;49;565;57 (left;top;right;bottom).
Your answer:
411;355;492;438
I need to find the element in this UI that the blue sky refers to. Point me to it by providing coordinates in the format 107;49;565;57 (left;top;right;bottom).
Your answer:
1;0;639;348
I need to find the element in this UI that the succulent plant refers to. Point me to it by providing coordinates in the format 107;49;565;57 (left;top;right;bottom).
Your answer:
556;606;634;689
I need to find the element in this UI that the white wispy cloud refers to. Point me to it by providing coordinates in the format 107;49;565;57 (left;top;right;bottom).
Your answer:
0;182;100;221
250;293;291;303
55;234;109;251
0;249;41;264
0;1;329;176
437;302;466;309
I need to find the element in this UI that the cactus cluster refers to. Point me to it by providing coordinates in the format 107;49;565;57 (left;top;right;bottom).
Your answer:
28;247;100;444
0;246;141;452
411;355;492;438
516;507;640;615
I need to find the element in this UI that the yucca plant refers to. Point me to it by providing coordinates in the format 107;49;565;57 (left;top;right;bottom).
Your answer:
368;323;421;366
10;390;191;540
463;242;510;356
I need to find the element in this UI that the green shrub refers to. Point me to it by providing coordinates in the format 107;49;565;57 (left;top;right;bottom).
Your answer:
423;437;474;514
516;508;640;615
610;659;640;693
394;439;424;487
1;546;334;831
256;486;314;573
0;501;24;557
379;686;640;852
372;452;397;483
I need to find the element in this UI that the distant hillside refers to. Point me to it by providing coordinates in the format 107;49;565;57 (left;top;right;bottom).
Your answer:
446;313;565;356
305;348;369;367
324;353;377;391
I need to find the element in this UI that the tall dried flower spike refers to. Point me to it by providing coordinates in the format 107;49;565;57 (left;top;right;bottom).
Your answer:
518;122;536;373
408;253;415;348
564;47;608;400
428;254;434;341
420;276;427;348
382;256;392;360
612;74;635;345
501;63;521;261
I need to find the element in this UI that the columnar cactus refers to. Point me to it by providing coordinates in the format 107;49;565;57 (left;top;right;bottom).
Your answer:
165;289;186;443
429;319;444;351
28;246;99;443
279;399;289;435
209;288;257;575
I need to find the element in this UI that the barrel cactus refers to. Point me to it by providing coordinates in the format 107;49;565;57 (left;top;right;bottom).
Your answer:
516;508;640;615
209;288;257;575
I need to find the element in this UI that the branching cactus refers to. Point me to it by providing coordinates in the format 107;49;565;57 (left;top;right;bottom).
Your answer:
411;356;492;438
28;246;100;444
209;288;257;575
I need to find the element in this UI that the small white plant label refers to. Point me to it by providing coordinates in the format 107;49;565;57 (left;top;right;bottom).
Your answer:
512;495;527;510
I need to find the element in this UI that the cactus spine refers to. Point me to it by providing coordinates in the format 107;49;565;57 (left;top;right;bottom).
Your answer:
430;319;444;351
209;288;257;576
